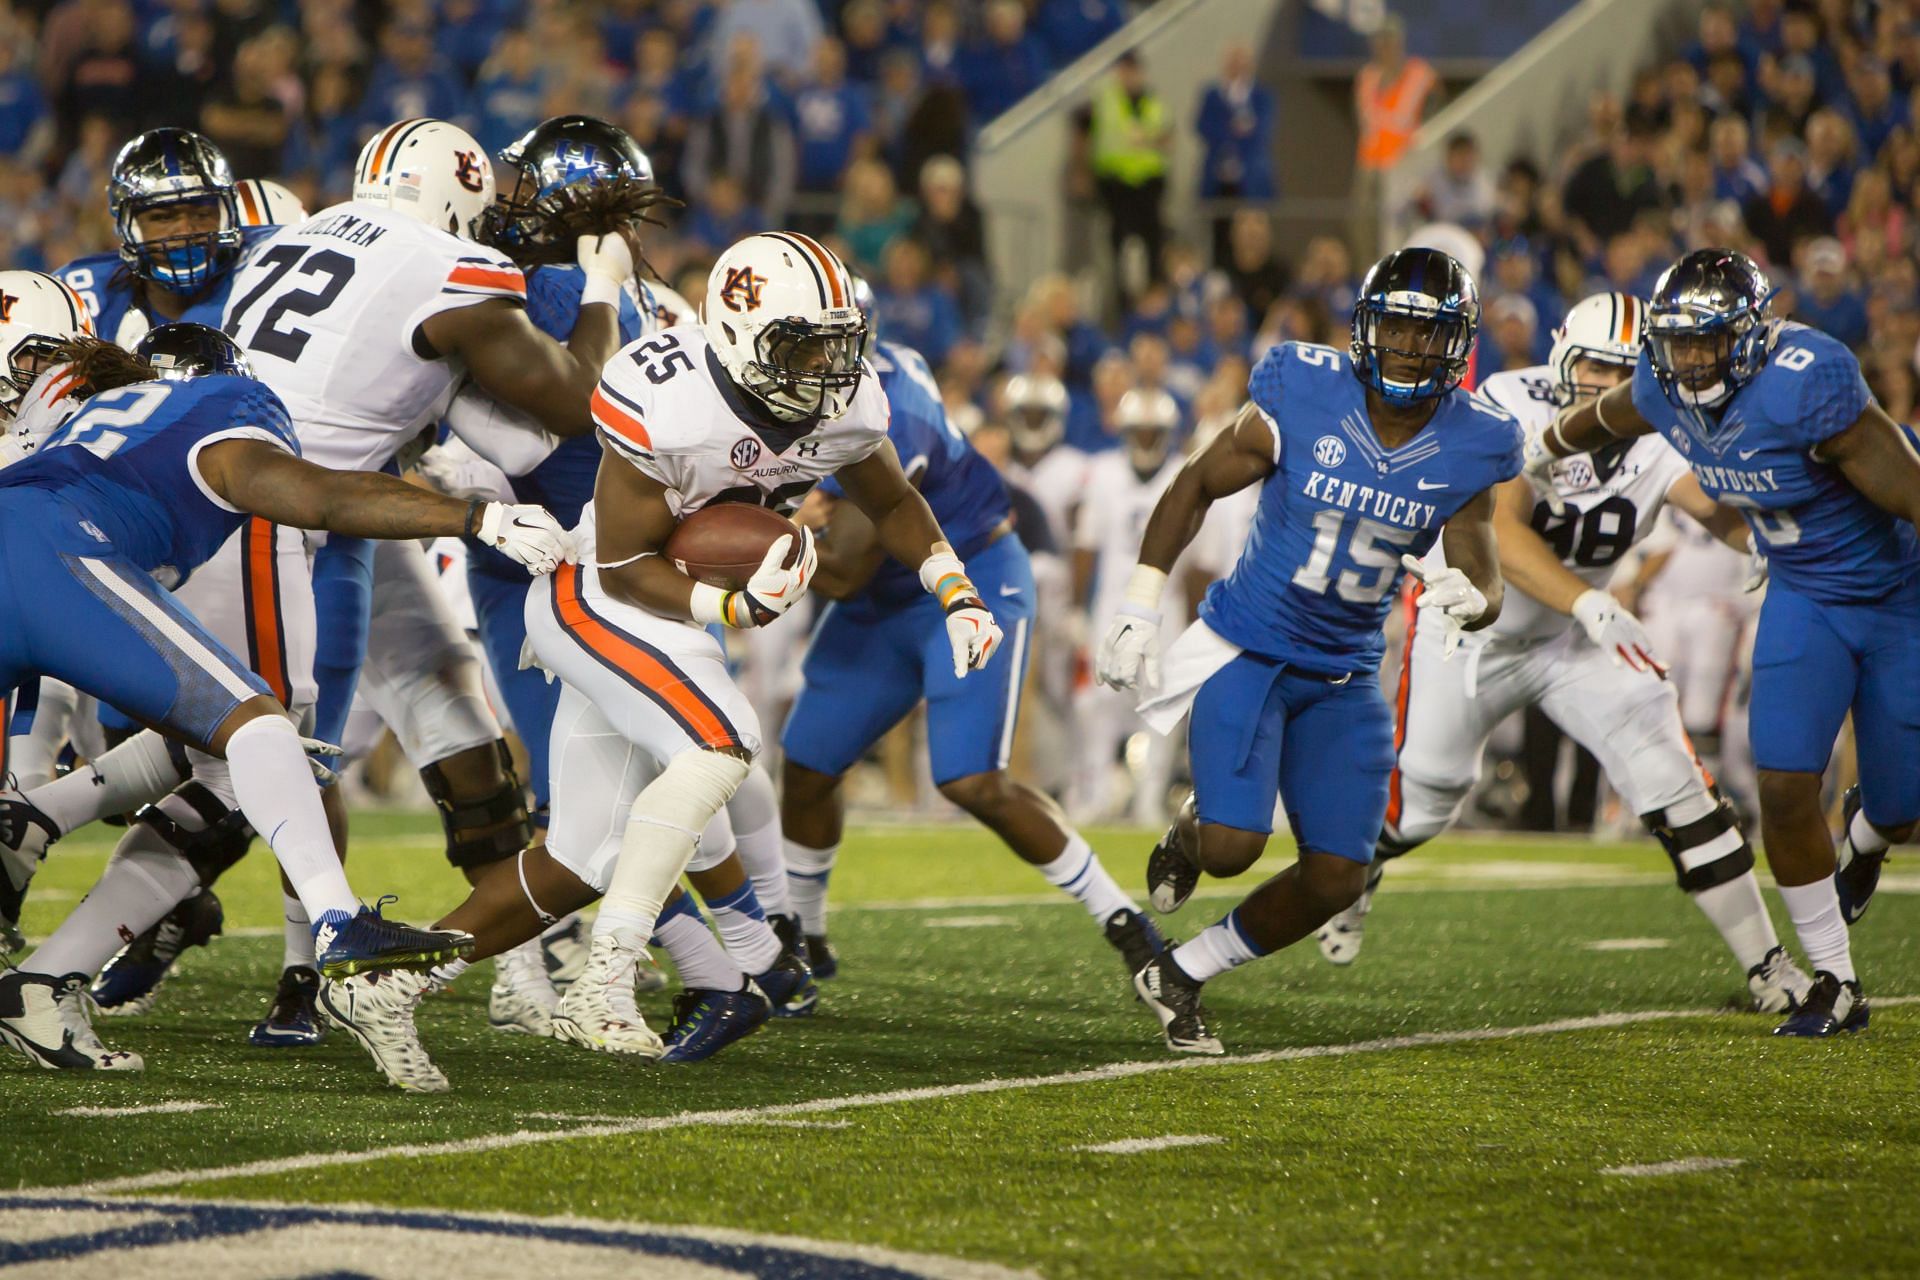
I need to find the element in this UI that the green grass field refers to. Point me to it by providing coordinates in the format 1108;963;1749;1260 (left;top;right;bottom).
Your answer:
4;812;1918;1278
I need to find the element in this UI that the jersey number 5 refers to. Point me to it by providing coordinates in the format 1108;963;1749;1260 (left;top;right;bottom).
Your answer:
225;245;357;363
1291;510;1420;602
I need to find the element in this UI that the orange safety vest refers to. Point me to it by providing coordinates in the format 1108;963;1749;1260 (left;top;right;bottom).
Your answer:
1356;57;1436;171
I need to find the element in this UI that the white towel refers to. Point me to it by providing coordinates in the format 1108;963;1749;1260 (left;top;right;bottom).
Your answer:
1137;619;1244;735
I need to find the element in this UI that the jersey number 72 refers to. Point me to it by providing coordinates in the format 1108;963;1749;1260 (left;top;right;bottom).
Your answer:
225;245;357;363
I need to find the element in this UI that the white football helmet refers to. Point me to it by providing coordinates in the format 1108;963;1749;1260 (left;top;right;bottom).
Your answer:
0;270;94;420
1114;387;1180;475
234;178;309;227
354;118;496;240
1548;292;1643;405
702;232;866;421
1002;372;1068;457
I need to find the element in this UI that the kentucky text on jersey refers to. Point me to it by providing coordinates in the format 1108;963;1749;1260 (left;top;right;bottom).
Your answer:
1297;471;1440;529
1686;463;1781;494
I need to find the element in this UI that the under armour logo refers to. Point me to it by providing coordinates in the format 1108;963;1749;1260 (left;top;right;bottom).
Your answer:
794;438;821;458
453;150;486;193
720;266;766;312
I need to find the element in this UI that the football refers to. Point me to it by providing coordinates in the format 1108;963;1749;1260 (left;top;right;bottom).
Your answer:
663;502;802;590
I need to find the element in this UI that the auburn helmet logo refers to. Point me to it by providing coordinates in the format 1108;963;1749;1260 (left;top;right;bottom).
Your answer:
453;150;485;193
0;291;15;324
720;265;767;313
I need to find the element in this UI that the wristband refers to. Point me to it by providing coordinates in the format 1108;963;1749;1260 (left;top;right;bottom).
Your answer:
580;271;622;310
1123;563;1168;610
689;581;737;627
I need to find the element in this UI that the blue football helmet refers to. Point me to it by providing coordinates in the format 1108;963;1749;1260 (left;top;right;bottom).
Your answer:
1350;247;1480;404
1643;248;1778;418
107;129;243;295
135;323;253;380
478;114;653;260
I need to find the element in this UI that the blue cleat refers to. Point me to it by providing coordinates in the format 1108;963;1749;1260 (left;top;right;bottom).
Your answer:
1773;971;1869;1038
805;933;840;981
753;950;819;1018
248;965;325;1047
92;888;224;1015
314;897;474;980
658;984;771;1062
1834;786;1886;926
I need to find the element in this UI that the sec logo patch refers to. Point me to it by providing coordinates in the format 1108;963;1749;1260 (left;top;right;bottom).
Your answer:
1313;435;1346;468
730;438;762;470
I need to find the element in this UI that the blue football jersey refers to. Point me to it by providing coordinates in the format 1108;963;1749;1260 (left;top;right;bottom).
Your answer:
1200;342;1524;673
54;226;278;347
820;339;1011;607
0;375;298;583
1630;323;1920;603
466;263;645;581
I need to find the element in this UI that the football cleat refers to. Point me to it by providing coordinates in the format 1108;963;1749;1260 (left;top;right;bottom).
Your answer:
1103;907;1168;978
658;983;771;1063
1834;786;1886;926
0;789;58;953
1773;971;1869;1038
1132;953;1224;1055
1746;945;1813;1015
0;971;142;1070
93;888;225;1014
248;965;325;1047
547;935;665;1057
771;909;837;982
1316;859;1387;966
313;897;474;980
488;938;559;1035
540;912;589;989
319;969;447;1091
753;950;819;1018
1146;793;1200;913
805;933;840;981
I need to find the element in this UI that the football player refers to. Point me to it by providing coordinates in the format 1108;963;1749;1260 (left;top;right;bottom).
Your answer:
0;324;569;1071
324;232;1005;1090
780;284;1165;992
1314;292;1811;1013
1527;250;1920;1036
1098;248;1522;1055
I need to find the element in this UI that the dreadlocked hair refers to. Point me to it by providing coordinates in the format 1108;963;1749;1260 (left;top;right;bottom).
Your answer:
513;177;680;278
51;337;158;399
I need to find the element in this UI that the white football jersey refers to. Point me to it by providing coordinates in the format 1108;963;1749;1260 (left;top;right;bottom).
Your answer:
1009;445;1092;553
1473;365;1691;643
1644;508;1753;608
586;321;890;542
1074;450;1180;627
222;203;526;474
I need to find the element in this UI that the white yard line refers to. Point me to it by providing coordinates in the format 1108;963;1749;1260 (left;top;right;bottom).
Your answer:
67;998;1920;1197
923;915;1019;928
1601;1157;1744;1177
1583;938;1672;952
1075;1134;1223;1155
53;1101;221;1119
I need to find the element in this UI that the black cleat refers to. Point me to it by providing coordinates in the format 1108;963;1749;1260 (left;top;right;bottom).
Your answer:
1104;908;1167;978
1834;786;1886;926
804;934;839;980
92;888;224;1014
1132;952;1223;1055
1146;794;1201;913
249;965;326;1047
1773;970;1869;1038
771;909;839;980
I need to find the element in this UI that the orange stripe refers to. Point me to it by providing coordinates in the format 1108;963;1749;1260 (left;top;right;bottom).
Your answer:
1617;296;1636;347
785;231;845;307
238;183;262;224
245;517;289;703
447;264;526;294
553;564;736;748
368;120;413;178
591;386;651;449
1385;582;1421;831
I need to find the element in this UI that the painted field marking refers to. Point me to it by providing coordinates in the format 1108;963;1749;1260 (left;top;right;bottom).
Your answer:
1075;1135;1223;1155
63;996;1919;1197
924;916;1018;929
1601;1157;1744;1177
1583;938;1673;952
54;1102;221;1119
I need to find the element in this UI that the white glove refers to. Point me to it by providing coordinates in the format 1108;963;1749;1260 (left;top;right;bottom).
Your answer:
1570;588;1668;676
729;530;818;627
475;502;576;575
577;231;634;306
1520;421;1567;516
918;545;1004;677
1096;605;1162;692
1401;555;1487;660
299;736;344;785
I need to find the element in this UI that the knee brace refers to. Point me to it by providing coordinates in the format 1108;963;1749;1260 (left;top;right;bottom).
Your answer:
421;740;532;871
132;780;256;885
1375;824;1424;863
1644;787;1753;893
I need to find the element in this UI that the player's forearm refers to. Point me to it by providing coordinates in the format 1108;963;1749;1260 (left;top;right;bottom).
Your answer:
1702;505;1755;552
1135;470;1211;574
1494;519;1587;616
1544;383;1649;458
1071;547;1096;607
259;468;471;541
867;488;950;572
597;554;698;619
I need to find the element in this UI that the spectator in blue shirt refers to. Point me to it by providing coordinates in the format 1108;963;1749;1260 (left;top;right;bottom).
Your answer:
1195;43;1275;263
916;2;965;87
839;0;898;85
1488;236;1565;332
681;171;763;255
1794;236;1869;349
1848;58;1908;158
359;18;470;133
0;39;48;161
790;38;871;202
710;0;823;92
1487;294;1547;373
875;237;961;365
1708;113;1766;203
438;0;505;83
1034;0;1127;68
473;29;548;152
956;0;1048;123
1805;107;1858;220
285;61;364;193
632;27;706;130
1740;0;1785;59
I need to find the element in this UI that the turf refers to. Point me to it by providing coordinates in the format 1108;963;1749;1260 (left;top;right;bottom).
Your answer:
5;813;1918;1278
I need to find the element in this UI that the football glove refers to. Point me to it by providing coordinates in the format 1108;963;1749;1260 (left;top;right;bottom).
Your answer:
1570;588;1668;676
1096;605;1161;692
474;502;576;574
1401;555;1487;660
727;529;817;628
299;736;344;786
919;546;1003;676
577;229;635;306
1743;535;1769;593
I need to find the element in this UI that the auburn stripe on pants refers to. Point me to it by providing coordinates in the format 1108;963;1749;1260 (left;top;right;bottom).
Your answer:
550;562;743;751
240;517;291;704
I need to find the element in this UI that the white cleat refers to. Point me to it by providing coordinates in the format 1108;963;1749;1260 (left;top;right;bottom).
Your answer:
1317;860;1386;966
547;935;665;1058
0;972;142;1070
1747;945;1815;1014
318;969;449;1093
489;938;559;1035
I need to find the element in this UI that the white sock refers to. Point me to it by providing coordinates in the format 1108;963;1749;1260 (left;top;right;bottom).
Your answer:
30;731;183;836
596;750;748;949
225;716;356;919
1035;834;1135;923
1777;877;1856;983
727;766;793;917
9;678;81;790
704;879;783;972
1169;908;1265;983
282;892;315;969
784;837;838;935
1849;810;1892;857
1688;872;1779;971
654;895;746;990
23;831;200;978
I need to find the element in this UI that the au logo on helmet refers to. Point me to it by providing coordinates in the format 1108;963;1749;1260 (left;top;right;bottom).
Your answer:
0;291;15;323
721;265;767;313
453;149;486;193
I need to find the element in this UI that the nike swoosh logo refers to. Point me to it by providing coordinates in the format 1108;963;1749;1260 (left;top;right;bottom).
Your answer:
1737;449;1760;460
998;584;1022;597
1416;479;1447;491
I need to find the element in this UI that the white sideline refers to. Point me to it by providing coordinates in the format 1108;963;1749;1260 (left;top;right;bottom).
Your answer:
53;1101;221;1119
64;998;1918;1196
1601;1157;1744;1177
1075;1134;1224;1155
